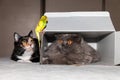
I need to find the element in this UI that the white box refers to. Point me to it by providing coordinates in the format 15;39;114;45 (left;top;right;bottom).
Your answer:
43;12;119;65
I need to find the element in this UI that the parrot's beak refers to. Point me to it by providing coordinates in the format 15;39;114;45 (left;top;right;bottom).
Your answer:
46;21;48;23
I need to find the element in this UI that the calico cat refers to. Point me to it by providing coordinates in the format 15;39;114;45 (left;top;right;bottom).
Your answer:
43;33;100;65
11;31;40;63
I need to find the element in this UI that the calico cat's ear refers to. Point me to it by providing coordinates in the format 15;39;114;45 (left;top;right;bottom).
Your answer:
14;32;21;42
28;30;33;37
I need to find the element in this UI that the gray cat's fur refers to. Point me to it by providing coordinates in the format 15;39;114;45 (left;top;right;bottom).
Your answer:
43;33;100;65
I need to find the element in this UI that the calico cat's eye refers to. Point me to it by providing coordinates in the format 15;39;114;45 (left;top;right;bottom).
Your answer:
67;40;73;45
22;41;27;46
57;39;63;44
31;39;34;42
28;38;33;43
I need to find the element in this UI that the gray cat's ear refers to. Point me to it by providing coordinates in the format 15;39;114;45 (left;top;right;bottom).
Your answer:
14;32;21;42
28;30;33;37
55;34;62;39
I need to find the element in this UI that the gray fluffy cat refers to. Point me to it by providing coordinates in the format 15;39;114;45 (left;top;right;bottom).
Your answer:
43;33;100;65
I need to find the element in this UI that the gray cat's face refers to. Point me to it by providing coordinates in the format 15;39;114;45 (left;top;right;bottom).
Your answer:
55;33;82;52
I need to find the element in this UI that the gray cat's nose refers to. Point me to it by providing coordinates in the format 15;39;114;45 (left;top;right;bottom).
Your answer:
63;41;67;44
62;41;68;46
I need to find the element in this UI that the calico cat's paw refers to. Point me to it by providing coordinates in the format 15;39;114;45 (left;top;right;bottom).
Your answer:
17;60;25;63
17;60;32;63
24;60;32;63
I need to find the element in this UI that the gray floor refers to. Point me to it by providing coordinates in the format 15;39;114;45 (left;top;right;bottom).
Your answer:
0;58;120;80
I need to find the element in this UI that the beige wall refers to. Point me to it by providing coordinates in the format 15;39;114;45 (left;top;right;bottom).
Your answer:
46;0;120;31
0;0;40;57
46;0;102;12
0;0;120;57
106;0;120;31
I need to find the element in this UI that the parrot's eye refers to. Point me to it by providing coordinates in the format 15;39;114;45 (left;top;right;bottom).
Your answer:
57;39;63;44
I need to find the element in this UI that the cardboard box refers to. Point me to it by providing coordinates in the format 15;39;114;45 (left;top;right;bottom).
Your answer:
43;12;119;65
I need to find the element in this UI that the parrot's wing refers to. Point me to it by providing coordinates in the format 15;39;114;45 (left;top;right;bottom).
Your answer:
35;31;40;46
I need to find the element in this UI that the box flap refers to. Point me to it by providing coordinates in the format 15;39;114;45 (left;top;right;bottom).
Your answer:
45;12;115;32
44;12;115;41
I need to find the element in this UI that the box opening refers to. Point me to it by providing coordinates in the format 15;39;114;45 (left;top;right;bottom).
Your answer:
41;12;117;65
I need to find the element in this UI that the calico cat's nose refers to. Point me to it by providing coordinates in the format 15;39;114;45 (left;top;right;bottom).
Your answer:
29;44;32;46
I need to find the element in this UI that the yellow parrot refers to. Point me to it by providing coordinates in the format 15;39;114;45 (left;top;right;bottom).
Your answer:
35;15;48;46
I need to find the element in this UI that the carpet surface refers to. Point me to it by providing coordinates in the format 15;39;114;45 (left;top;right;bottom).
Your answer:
0;58;120;80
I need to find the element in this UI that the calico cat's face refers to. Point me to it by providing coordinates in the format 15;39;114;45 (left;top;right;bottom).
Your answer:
14;31;34;50
55;33;82;52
